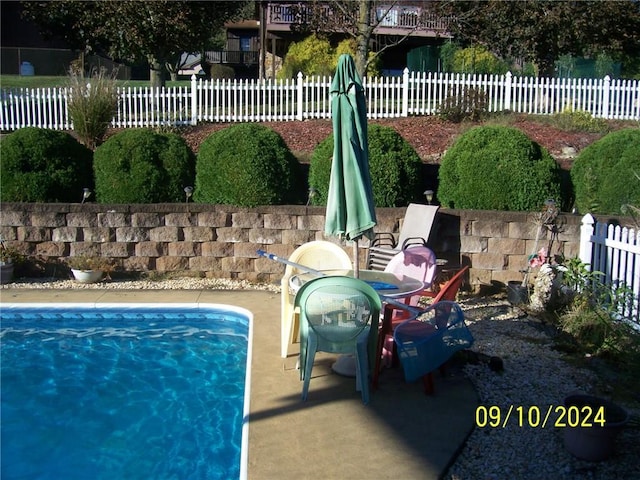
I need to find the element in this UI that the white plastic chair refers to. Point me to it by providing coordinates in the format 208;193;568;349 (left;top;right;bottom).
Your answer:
280;241;352;358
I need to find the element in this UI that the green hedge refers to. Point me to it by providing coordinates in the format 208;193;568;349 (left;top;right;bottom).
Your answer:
194;124;301;206
438;126;563;211
0;127;93;202
571;128;640;215
308;124;423;207
93;129;195;203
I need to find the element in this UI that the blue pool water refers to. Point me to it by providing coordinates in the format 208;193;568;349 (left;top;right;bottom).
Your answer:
0;303;253;480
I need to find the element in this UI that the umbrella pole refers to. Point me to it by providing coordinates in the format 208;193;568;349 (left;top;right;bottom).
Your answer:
353;240;359;278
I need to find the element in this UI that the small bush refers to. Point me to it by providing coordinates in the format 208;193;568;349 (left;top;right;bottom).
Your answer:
0;127;93;202
550;109;609;133
93;129;195;203
451;45;508;75
194;124;301;206
436;86;489;123
278;34;334;79
67;66;120;150
571;128;640;215
308;124;423;207
438;126;563;211
209;64;235;80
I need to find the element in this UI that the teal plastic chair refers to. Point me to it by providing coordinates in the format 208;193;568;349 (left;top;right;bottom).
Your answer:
295;276;382;404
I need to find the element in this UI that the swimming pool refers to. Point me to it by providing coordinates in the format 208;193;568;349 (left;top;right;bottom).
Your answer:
0;303;253;480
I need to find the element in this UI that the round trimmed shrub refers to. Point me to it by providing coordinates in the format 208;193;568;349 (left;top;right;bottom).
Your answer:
93;129;195;203
308;124;423;207
0;127;93;202
438;126;563;211
194;124;301;206
570;128;640;215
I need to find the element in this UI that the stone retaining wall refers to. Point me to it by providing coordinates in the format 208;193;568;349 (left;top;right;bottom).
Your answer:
0;203;587;291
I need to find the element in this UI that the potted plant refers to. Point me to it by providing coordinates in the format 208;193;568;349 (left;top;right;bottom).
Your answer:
67;255;114;284
563;394;630;462
1;239;17;284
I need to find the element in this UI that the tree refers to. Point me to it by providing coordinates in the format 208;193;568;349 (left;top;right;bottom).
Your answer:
288;0;443;78
435;0;640;77
22;0;250;86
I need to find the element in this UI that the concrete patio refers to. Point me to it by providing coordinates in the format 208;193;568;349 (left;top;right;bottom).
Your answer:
1;288;478;479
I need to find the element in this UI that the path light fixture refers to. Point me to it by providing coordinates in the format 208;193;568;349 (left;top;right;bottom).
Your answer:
184;186;193;203
423;189;434;205
81;188;92;204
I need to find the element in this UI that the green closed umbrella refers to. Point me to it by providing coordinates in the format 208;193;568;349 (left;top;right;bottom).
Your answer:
325;54;377;277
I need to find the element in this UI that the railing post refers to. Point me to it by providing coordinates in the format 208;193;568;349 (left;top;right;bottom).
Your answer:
190;74;198;126
579;213;596;269
296;72;304;121
402;67;410;117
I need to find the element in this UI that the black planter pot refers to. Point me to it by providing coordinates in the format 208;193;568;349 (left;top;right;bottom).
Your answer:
507;280;528;305
0;262;14;284
563;394;629;462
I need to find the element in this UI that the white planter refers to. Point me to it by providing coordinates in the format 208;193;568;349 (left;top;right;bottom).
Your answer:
71;269;103;284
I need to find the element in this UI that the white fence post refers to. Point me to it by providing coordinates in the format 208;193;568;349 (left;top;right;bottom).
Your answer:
296;72;304;121
579;213;595;268
190;74;198;126
402;68;410;117
504;71;512;111
602;75;611;119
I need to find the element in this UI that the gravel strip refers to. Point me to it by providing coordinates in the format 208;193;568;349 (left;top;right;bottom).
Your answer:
446;296;640;480
1;276;281;293
2;278;638;478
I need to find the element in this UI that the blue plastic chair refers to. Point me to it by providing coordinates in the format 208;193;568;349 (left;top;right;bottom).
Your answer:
393;300;474;394
295;276;382;404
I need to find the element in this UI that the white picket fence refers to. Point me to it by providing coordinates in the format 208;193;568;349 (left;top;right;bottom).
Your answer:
1;69;639;131
579;214;640;324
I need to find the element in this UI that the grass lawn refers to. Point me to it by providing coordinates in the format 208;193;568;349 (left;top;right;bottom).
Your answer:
0;75;192;89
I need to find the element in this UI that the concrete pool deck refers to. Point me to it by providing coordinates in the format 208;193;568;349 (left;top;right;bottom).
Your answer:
1;288;478;479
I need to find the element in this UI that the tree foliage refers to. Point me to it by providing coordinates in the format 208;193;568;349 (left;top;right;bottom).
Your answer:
279;35;335;78
435;0;640;77
21;0;250;86
279;35;381;78
450;45;508;75
287;0;441;78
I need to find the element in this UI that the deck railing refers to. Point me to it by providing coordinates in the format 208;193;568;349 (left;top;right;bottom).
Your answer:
1;70;638;131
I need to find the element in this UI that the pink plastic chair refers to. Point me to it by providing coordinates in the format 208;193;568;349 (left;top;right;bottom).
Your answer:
373;246;437;387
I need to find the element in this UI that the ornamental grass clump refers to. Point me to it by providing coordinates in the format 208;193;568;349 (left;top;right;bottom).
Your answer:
554;258;640;375
66;65;120;150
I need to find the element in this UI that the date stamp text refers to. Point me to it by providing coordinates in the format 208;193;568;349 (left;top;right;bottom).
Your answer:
475;405;606;428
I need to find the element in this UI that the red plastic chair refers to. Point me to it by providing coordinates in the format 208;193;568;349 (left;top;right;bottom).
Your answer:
373;265;469;390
